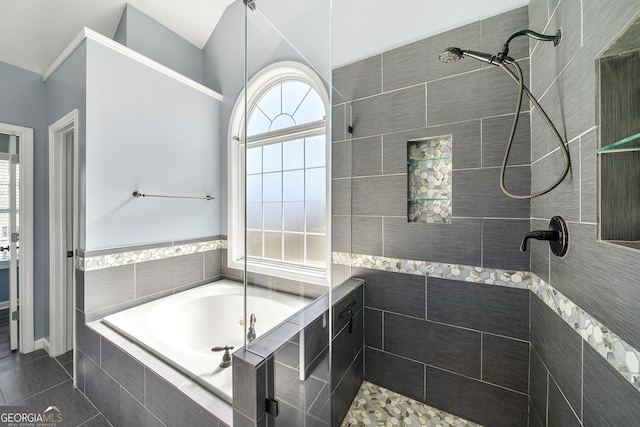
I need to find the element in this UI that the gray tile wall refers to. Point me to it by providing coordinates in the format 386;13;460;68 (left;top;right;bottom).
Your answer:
355;268;530;426
332;8;534;426
233;279;364;427
79;242;223;322
529;1;640;425
332;6;532;275
529;297;640;426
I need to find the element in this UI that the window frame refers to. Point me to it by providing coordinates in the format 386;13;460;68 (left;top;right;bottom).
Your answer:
227;61;331;285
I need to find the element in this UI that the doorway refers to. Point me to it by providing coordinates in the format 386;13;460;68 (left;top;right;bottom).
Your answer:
48;110;78;358
0;123;34;356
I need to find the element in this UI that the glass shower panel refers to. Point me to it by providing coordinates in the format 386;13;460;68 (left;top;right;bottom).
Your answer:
242;0;332;425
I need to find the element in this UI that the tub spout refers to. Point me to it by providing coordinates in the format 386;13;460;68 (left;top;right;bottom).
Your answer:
247;313;257;343
211;345;234;368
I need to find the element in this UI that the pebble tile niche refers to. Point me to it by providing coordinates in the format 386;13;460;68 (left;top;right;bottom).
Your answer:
407;136;452;224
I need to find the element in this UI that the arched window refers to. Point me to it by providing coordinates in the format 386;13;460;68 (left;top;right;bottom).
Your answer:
228;62;330;284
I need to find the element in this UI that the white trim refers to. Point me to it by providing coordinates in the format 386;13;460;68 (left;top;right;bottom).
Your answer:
48;110;79;358
0;122;35;354
0;299;19;310
34;337;48;353
43;27;223;101
227;61;331;286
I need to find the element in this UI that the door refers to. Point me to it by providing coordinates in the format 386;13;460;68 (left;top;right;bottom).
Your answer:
0;134;20;352
64;133;74;351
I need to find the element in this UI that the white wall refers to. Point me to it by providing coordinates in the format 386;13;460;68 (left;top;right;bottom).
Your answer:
85;39;221;250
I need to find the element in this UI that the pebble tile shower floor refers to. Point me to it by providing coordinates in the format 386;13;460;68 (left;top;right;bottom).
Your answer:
342;381;481;427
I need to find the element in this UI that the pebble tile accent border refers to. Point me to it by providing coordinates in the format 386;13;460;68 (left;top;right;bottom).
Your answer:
333;251;640;392
530;275;640;389
342;381;481;427
332;252;530;289
78;239;228;271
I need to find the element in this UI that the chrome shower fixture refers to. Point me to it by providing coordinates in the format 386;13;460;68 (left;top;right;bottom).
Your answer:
438;28;570;200
438;47;503;65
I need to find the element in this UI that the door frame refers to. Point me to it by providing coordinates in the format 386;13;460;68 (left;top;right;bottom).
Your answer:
0;122;35;353
48;110;79;357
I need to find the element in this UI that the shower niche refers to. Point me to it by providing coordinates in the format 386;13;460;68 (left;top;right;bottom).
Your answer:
407;136;452;224
596;13;640;250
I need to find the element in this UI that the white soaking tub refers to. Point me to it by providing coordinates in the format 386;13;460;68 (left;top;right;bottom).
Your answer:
102;279;309;403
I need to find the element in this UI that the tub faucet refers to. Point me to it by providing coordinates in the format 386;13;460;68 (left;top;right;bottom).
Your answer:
247;313;257;343
211;345;234;368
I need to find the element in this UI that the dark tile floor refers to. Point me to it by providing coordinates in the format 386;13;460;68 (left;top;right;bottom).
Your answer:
0;345;111;426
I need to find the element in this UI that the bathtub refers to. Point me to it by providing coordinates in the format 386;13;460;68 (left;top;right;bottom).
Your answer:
102;279;310;403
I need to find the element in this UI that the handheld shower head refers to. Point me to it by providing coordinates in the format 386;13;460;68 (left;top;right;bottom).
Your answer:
439;47;503;65
439;47;464;63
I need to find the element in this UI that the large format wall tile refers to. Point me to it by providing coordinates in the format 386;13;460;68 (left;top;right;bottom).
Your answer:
482;113;531;168
583;343;640;426
384;313;481;378
136;253;204;298
351;85;426;139
453;167;530;218
333;55;382;102
548;377;581;427
530;0;583;98
364;308;382;349
530;297;582;416
531;138;580;222
382;121;482;174
355;267;425;319
427;59;530;126
426;366;528;427
482;334;529;393
351;175;405;217
351;216;383;256
364;347;425;402
529;218;550;283
481;7;531;62
550;223;640;352
580;130;597;223
383;217;482;266
529;346;548;424
482;218;530;270
427;277;530;340
101;339;145;402
84;264;135;313
351;136;382;177
383;22;481;92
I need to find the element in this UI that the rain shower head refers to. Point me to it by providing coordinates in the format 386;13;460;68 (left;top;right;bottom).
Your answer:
439;47;503;65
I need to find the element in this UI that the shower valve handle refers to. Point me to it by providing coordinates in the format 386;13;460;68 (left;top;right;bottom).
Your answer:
520;216;568;257
520;230;558;252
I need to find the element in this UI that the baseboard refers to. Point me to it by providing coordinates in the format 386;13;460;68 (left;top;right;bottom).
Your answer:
35;338;50;354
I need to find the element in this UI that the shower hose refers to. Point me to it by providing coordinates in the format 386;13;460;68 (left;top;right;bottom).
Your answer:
497;60;571;199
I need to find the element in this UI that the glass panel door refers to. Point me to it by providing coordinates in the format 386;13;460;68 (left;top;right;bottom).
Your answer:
243;0;333;425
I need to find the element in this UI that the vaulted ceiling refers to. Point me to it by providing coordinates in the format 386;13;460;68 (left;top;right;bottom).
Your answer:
0;0;529;75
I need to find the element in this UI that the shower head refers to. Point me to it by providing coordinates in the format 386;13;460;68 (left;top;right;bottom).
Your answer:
438;47;464;63
439;47;503;65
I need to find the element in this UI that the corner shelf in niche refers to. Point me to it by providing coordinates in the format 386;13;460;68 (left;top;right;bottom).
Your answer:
407;136;452;224
597;132;640;154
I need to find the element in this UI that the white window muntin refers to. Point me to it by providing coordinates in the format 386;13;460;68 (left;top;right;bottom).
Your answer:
227;61;331;285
